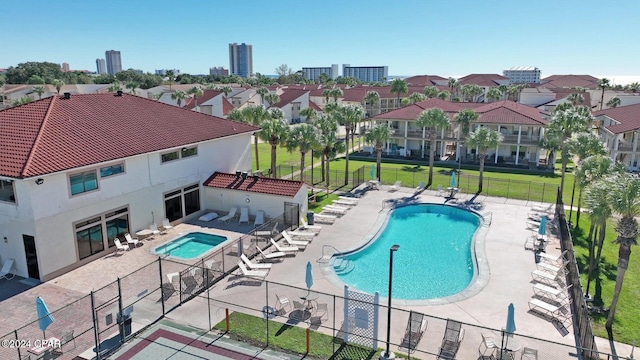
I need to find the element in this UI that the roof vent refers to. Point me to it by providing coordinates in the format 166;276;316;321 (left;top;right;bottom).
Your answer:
235;171;242;178
116;90;123;97
63;92;71;100
241;172;248;180
253;174;259;181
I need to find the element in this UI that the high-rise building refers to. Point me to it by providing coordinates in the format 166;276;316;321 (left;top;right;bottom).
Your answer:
229;43;253;78
302;64;339;81
210;67;229;77
105;50;122;75
61;63;70;72
96;59;107;75
155;69;180;76
342;64;388;83
503;67;541;84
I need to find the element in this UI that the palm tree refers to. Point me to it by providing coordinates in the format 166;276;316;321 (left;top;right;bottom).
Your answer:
330;104;364;184
437;90;450;100
364;123;391;181
269;107;284;120
627;82;640;93
390;78;408;109
423;86;439;99
206;83;219;90
258;117;290;178
460;84;472;102
506;85;519;101
409;92;426;104
285;124;318;181
322;89;332;104
466;127;503;192
607;97;621;108
52;79;64;94
32;86;45;100
364;90;380;117
516;83;528;102
108;82;123;93
540;132;561;169
315;115;343;188
241;106;270;171
454;108;480;160
605;173;640;330
300;107;317;124
546;105;592;194
188;86;204;109
416;108;450;187
264;93;280;108
498;84;508;100
256;86;269;106
126;81;139;95
401;98;411;106
486;88;502;103
583;177;613;298
568;133;608;225
220;85;233;98
598;78;611;110
468;84;484;102
329;87;343;103
165;70;175;90
567;93;584;106
226;108;243;121
171;90;187;107
447;77;458;100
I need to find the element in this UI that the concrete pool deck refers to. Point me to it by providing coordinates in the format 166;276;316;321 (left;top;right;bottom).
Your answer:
0;184;633;359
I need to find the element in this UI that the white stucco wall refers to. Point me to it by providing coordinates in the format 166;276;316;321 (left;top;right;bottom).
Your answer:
204;185;308;220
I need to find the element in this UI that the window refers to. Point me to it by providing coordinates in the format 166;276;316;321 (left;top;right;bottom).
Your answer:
181;147;197;158
100;163;124;178
161;151;179;163
75;207;129;260
0;180;16;203
70;170;98;195
164;184;200;221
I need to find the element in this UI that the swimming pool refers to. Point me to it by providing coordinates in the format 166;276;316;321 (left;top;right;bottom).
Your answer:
152;232;228;260
334;204;481;300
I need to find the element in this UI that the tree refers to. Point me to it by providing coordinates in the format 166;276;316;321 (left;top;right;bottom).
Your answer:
220;85;233;98
409;92;426;104
627;82;640;93
258;117;290;178
241;106;270;171
486;87;502;103
28;75;45;84
607;97;621;108
498;84;508;100
598;78;611;110
322;89;332;104
546;105;593;194
466;127;503;192
390;78;408;109
269;107;284;120
264;93;280;108
12;96;33;107
188;86;204;109
275;64;293;84
423;86;439;99
330;104;364;184
605;173;640;330
468;84;484;102
300;107;317;124
171;90;187;107
317;73;331;84
165;70;175;90
329;87;343;103
364;123;391;181
437;90;450;100
447;77;459;100
568;133;608;226
5;62;63;84
364;91;380;117
286;124;318;181
401;98;411;106
32;86;45;100
567;93;584;106
416;108;450;186
226;108;243;121
506;85;519;101
126;81;140;95
454;108;480;160
256;86;269;106
108;82;123;93
52;79;64;94
315;115;343;188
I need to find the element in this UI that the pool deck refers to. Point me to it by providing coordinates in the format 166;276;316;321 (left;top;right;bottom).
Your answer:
0;184;634;359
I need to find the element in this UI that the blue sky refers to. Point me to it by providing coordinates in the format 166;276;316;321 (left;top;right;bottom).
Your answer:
2;0;639;83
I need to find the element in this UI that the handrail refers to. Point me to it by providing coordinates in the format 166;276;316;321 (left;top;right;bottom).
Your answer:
318;244;342;263
480;211;493;226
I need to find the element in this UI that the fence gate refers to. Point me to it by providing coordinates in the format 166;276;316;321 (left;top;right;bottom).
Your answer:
343;285;379;349
283;202;299;228
93;295;122;359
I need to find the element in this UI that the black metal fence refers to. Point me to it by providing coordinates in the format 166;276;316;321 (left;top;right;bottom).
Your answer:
276;165;367;191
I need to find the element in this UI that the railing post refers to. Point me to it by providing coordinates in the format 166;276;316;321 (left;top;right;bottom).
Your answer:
265;281;269;347
542;183;546;203
159;258;165;315
91;291;101;360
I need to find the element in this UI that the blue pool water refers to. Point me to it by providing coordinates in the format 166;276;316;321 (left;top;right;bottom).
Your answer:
335;204;480;300
152;232;227;260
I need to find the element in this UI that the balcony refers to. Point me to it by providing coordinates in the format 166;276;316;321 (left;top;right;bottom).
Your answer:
501;134;541;144
617;144;634;152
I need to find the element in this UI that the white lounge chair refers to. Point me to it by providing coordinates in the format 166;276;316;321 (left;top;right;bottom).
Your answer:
198;212;219;222
414;181;425;194
533;283;571;301
236;262;269;279
124;233;141;247
314;213;337;223
270;238;298;253
240;254;272;270
256;244;286;260
389;180;401;191
114;238;130;252
322;205;347;215
0;258;16;280
218;207;238;224
536;261;568;275
161;218;174;232
338;196;359;203
284;229;315;240
332;199;356;207
256;221;279;237
149;223;162;235
539;250;569;265
239;207;249;224
281;231;309;248
531;269;564;285
254;210;265;226
300;218;322;232
528;298;566;319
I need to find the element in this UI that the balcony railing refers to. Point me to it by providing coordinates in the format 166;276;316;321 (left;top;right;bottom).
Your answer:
501;134;541;144
617;144;634;152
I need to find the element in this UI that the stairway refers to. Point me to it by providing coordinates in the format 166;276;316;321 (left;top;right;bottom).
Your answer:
332;258;355;275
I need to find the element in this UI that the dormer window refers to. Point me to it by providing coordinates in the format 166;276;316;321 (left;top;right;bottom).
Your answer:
0;180;16;203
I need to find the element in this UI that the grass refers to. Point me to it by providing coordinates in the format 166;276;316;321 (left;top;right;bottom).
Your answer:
570;215;640;344
214;312;416;359
251;143;314;177
308;192;339;213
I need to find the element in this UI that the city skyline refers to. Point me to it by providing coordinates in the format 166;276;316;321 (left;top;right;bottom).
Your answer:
2;0;640;85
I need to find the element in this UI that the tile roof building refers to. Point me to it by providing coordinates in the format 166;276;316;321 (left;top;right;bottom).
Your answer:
594;103;640;171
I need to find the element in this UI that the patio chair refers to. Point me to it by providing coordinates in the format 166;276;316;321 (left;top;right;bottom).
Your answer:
521;347;538;360
239;207;250;224
281;231;309;248
241;254;272;270
51;330;75;355
286;229;316;240
531;269;565;286
149;223;162;235
437;319;465;359
256;221;279;237
338;196;359;203
124;233;141;247
114;238;130;252
161;272;180;299
536;261;568;275
479;332;498;356
538;250;569;265
275;294;292;314
414;181;425;194
217;207;238;224
322;205;348;215
437;184;444;196
254;210;265;226
270;238;298;254
236;262;269;279
389;180;401;191
300;217;322;232
314;213;337;223
181;271;200;295
161;218;174;232
310;303;328;325
532;283;572;304
198;212;219;222
399;311;428;352
528;298;566;319
0;258;16;280
256;244;286;261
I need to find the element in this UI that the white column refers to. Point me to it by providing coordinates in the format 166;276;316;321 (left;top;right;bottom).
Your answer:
515;146;520;165
515;126;522;165
422;127;426;158
404;138;408;157
613;136;620;162
495;125;500;163
404;121;408;137
517;126;522;143
632;132;638;169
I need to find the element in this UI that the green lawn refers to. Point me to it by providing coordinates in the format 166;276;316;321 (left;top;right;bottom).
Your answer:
251;143;314;177
571;216;640;344
214;312;415;359
308;192;339;213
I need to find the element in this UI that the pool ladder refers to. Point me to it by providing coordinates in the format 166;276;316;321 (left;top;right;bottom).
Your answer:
480;211;493;226
318;245;355;275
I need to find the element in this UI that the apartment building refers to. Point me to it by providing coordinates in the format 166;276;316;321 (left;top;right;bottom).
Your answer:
229;43;253;78
302;65;339;81
342;65;388;83
503;67;541;84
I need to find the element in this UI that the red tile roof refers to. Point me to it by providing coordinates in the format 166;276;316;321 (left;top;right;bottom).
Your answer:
540;75;600;89
272;89;309;108
222;97;234;116
203;172;306;197
0;93;258;178
184;89;223;110
309;101;322;111
374;99;547;125
594;103;640;134
404;75;446;86
458;74;509;87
